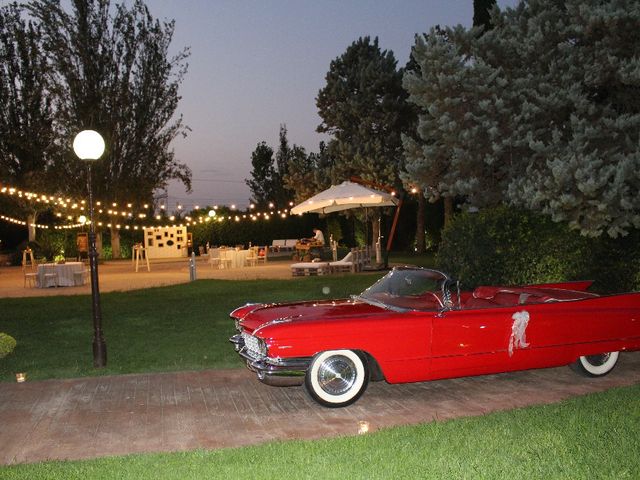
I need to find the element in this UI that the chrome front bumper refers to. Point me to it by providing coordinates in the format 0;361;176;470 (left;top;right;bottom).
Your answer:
230;334;311;387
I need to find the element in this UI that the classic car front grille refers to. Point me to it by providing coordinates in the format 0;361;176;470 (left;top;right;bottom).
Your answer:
242;332;266;357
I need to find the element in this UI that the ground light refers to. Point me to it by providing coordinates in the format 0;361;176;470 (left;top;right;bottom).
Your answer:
73;130;107;368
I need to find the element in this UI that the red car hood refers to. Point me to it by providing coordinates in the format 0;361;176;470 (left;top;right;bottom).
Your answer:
234;298;386;333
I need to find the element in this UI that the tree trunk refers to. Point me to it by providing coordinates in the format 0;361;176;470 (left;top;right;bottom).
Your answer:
415;190;426;253
371;214;380;250
27;212;37;243
110;225;121;259
95;231;103;257
444;197;454;227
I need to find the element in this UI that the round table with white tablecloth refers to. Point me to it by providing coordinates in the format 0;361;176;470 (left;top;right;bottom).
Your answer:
37;262;86;288
219;249;249;268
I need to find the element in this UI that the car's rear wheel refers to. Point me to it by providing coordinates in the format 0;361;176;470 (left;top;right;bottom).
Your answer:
304;349;369;408
570;351;619;377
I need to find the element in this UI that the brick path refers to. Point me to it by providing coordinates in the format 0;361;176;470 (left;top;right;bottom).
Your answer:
1;351;638;465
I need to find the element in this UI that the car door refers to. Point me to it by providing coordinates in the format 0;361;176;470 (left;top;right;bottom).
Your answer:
429;298;580;380
428;305;526;379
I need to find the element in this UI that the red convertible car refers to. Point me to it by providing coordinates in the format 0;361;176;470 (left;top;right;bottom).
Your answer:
230;267;640;407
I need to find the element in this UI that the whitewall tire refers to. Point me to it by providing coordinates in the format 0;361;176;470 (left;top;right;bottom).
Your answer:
304;350;369;408
570;351;619;377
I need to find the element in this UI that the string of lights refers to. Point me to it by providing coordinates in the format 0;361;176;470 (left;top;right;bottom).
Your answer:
1;184;156;216
0;182;297;230
0;214;50;229
1;181;415;232
0;212;292;230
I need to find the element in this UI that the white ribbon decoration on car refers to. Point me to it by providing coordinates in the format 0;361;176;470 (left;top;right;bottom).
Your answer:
509;310;530;357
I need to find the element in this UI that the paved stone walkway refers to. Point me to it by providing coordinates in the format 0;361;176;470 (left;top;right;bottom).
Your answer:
1;352;638;465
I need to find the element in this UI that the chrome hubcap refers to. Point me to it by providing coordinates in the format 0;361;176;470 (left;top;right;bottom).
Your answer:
318;355;357;395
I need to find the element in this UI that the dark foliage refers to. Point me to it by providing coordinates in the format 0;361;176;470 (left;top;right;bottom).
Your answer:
189;214;321;252
437;207;640;293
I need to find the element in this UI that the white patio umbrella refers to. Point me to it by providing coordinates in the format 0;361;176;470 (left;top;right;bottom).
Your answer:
290;181;398;215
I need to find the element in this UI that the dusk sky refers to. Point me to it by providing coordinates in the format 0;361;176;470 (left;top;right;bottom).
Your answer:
144;0;520;211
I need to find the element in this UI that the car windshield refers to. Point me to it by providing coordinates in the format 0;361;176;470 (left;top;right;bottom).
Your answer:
355;267;452;312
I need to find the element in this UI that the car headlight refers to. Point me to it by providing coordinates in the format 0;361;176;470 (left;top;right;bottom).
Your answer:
242;332;268;357
258;338;268;356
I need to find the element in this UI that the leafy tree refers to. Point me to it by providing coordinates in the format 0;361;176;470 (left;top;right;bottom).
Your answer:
27;0;192;256
317;36;409;246
283;141;334;206
317;36;409;189
246;141;276;208
404;0;640;238
0;3;59;242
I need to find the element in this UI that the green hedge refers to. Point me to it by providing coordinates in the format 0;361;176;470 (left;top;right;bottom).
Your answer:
436;207;640;293
189;214;322;251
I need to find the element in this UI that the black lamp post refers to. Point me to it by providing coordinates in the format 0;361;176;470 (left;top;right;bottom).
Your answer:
73;130;107;368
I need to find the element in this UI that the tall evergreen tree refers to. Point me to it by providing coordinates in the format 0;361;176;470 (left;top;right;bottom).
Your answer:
403;0;497;231
404;26;504;208
273;124;294;207
246;126;303;208
473;0;497;32
404;0;640;237
246;141;276;208
400;51;428;251
487;0;640;237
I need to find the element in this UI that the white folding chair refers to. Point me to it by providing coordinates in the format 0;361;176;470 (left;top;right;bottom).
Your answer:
209;248;221;269
256;246;268;264
245;247;258;267
42;263;58;288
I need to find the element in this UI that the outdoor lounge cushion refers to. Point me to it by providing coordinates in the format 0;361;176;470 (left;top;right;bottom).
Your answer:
290;262;331;276
329;251;355;272
330;251;353;266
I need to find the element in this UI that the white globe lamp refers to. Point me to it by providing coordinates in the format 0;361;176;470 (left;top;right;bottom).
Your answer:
73;129;107;368
73;130;105;160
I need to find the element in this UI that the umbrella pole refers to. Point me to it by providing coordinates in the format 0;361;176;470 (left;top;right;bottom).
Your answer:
376;216;382;265
365;207;369;249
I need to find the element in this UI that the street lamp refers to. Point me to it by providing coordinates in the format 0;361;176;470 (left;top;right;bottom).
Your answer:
73;130;107;368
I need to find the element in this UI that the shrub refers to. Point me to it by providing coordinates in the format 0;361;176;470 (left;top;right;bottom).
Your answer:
0;333;17;359
436;207;640;293
325;216;343;244
101;245;113;260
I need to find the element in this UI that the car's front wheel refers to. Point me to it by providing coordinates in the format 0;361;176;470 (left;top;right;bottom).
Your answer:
304;349;369;408
570;351;619;377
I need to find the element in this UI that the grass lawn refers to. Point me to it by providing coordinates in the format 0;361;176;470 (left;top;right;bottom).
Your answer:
0;273;383;381
2;383;638;479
